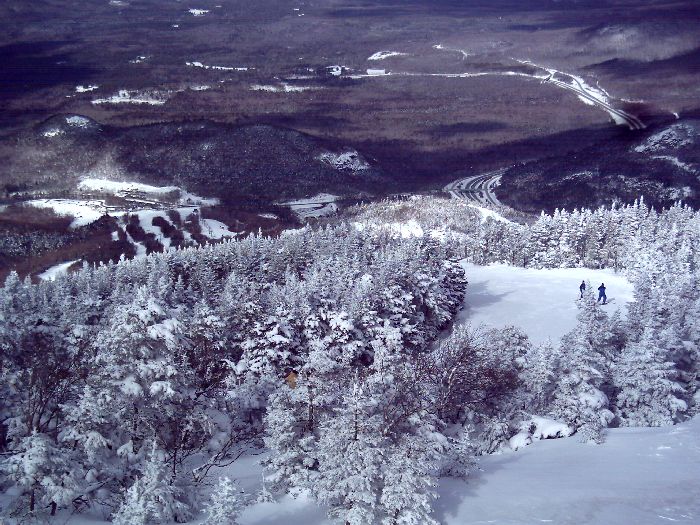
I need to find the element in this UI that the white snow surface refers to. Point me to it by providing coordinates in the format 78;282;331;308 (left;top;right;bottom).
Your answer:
436;416;700;525
283;194;339;219
78;178;220;206
92;89;168;105
25;199;107;228
200;218;238;239
457;262;634;345
75;85;99;93
79;179;179;196
250;83;319;93
186;61;250;71
38;260;81;281
367;51;408;61
467;204;512;223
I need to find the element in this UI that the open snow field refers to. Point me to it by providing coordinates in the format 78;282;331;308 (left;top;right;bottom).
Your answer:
435;417;700;525
458;263;635;345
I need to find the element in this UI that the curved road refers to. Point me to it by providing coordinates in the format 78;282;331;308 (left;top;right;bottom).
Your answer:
443;168;507;205
545;75;645;130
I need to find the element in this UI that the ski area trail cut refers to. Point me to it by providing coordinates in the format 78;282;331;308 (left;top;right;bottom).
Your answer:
457;262;635;345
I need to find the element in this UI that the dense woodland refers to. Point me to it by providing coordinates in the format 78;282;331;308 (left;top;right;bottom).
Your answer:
1;197;699;524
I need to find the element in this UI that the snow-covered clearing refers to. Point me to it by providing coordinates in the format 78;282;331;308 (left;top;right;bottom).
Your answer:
367;51;408;61
186;61;250;71
436;416;700;525
42;116;93;137
25;199;107;228
75;85;99;93
250;83;319;93
457;262;634;345
42;128;64;138
78;178;219;206
200;218;238;240
326;65;344;76
38;260;81;281
467;204;511;223
353;219;449;241
282;194;339;220
118;209;237;254
92;89;169;106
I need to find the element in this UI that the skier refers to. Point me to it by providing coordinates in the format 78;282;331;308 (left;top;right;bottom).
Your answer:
597;283;607;304
579;280;586;299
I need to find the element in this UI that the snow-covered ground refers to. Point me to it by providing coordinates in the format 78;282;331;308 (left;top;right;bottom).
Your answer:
436;416;700;525
282;194;339;219
75;85;99;93
78;178;219;206
457;263;634;345
26;199;107;228
92;89;169;105
250;83;319;93
38;260;81;281
367;51;408;61
186;61;251;71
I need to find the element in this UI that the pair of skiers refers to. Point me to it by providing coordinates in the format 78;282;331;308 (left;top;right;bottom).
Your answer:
579;280;607;304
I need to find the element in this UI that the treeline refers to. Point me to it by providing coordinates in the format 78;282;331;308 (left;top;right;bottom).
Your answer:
1;197;699;524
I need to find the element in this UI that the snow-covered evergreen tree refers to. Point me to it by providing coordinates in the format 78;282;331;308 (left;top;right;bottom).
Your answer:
614;328;687;426
201;477;245;525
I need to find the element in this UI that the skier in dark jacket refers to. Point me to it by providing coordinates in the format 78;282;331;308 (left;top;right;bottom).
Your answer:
579;280;586;298
597;283;607;304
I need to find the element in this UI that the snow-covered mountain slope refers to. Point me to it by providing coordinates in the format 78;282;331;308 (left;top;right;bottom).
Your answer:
458;263;635;345
436;415;700;525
